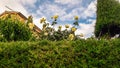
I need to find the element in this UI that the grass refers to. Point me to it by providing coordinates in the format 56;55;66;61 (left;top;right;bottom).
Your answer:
0;39;120;68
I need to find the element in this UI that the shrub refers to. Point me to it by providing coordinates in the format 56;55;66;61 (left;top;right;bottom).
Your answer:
39;16;80;41
95;0;120;38
0;33;6;42
0;18;32;41
0;39;120;67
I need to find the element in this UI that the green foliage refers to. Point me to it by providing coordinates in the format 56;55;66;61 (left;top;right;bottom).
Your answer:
40;28;75;41
0;18;32;41
0;39;120;68
95;0;120;38
49;30;71;41
0;33;6;42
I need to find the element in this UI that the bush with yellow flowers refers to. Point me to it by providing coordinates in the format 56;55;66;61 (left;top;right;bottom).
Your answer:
39;15;83;41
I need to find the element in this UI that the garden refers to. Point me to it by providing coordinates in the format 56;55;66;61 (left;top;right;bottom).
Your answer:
0;0;120;68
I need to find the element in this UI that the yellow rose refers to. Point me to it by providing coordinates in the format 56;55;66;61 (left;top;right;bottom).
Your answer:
40;18;46;23
74;16;79;20
69;34;74;40
58;26;62;29
65;24;69;28
44;32;48;36
71;27;77;32
28;23;34;29
52;15;59;20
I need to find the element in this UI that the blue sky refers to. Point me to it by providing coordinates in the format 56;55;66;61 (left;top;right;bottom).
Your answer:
0;0;97;38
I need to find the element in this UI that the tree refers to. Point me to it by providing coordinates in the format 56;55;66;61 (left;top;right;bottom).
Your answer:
95;0;120;38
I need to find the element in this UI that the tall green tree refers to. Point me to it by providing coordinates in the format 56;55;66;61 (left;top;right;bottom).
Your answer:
95;0;120;38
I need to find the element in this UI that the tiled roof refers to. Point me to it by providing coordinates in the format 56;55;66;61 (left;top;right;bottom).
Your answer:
0;11;27;20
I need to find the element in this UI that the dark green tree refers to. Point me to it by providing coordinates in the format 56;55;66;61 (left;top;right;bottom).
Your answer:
95;0;120;38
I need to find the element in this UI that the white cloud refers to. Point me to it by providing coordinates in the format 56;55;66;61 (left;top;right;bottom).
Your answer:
36;4;66;18
60;7;85;21
55;0;82;5
81;0;96;19
57;0;97;21
34;0;97;24
18;0;37;8
34;0;85;22
0;0;37;17
75;19;96;38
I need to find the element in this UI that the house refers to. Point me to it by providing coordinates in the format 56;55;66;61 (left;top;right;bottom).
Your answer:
0;11;41;34
0;11;27;22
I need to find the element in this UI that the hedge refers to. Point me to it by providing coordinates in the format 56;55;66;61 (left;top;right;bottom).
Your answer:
0;39;120;68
